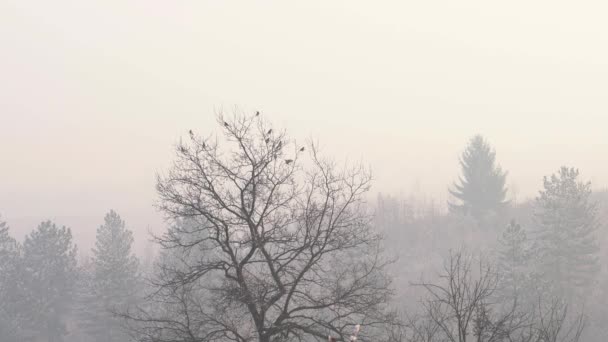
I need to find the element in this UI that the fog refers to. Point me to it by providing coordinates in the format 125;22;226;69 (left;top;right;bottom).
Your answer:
2;1;608;342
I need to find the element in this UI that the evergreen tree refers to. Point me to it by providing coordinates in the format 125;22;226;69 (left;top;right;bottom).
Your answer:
0;217;18;277
533;167;600;301
449;135;509;219
0;216;18;270
151;216;209;292
0;216;21;342
496;220;537;305
20;221;78;342
81;210;139;342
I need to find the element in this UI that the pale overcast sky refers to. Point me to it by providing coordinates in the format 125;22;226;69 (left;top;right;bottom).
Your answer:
2;1;608;253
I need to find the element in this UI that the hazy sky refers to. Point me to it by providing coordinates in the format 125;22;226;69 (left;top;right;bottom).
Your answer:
2;1;608;253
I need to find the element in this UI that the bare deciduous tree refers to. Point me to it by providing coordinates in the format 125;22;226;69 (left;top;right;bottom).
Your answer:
125;112;397;342
534;299;585;342
411;251;585;342
413;251;518;342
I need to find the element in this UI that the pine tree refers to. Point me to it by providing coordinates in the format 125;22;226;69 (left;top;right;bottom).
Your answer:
0;216;18;270
0;216;21;342
533;167;600;301
449;135;509;219
81;210;139;342
0;217;18;277
496;220;537;306
153;216;207;283
20;221;78;342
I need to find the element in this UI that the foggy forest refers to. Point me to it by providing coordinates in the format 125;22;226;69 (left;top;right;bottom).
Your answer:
3;2;608;342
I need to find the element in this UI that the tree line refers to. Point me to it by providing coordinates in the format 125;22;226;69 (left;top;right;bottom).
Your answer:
0;211;139;342
378;135;605;341
0;112;603;342
448;135;599;303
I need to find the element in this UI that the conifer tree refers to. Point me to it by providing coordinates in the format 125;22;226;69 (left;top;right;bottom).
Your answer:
449;135;509;219
159;216;205;269
0;216;21;342
496;220;537;305
533;167;600;301
20;221;78;342
81;210;139;342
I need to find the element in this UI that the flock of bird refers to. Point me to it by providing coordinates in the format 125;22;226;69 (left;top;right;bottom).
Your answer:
187;111;304;166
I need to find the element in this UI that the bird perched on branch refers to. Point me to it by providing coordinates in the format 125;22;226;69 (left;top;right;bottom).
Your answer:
328;336;337;342
299;147;305;152
224;122;229;127
255;111;260;116
189;129;194;136
285;159;293;164
267;129;273;135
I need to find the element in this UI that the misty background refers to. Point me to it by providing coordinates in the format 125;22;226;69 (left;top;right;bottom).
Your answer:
4;2;608;342
3;1;608;255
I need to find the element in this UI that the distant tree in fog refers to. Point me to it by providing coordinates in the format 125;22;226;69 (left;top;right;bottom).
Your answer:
0;216;21;342
154;215;206;273
20;221;78;342
449;135;508;220
80;210;140;342
496;220;537;305
412;250;586;342
534;167;600;301
0;217;17;272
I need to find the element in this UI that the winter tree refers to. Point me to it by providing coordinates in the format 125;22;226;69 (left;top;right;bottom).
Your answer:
80;210;140;342
0;216;21;342
413;250;586;342
125;112;397;342
449;135;509;220
533;167;600;302
20;221;78;342
0;217;17;277
413;250;529;342
154;215;206;274
496;220;537;306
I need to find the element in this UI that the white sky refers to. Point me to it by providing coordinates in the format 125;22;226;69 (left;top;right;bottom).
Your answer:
2;1;608;254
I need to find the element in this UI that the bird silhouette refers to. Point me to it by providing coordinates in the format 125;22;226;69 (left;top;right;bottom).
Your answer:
202;142;206;149
299;147;305;152
285;159;293;164
328;336;337;342
189;129;194;135
224;122;229;127
255;111;260;116
265;138;270;144
267;129;273;134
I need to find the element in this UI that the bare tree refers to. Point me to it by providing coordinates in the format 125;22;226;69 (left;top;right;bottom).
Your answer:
413;251;502;342
410;250;586;342
534;299;585;342
401;313;442;342
125;111;397;342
